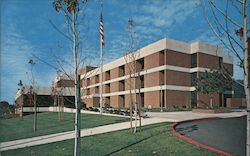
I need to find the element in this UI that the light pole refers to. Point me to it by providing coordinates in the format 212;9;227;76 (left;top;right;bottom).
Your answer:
18;80;24;120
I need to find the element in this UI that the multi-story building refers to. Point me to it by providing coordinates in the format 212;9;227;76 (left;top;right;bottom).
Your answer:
80;38;233;109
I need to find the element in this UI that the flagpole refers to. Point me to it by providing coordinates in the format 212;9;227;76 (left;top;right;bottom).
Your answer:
99;0;103;113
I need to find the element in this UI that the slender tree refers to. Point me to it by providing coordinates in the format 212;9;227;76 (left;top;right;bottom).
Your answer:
201;0;249;155
124;18;142;133
27;59;37;131
52;0;88;155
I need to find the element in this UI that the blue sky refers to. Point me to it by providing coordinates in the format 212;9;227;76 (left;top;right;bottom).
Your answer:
0;0;244;104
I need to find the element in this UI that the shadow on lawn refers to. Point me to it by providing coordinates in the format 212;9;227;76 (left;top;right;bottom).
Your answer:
103;125;171;156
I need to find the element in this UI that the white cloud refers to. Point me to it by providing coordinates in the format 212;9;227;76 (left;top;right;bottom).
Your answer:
0;25;56;102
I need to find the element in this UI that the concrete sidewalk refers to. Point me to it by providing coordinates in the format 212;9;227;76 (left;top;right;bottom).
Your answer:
0;111;246;152
0;117;168;151
146;111;246;121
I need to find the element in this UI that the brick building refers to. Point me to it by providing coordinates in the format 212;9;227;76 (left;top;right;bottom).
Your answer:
15;74;75;110
79;38;233;109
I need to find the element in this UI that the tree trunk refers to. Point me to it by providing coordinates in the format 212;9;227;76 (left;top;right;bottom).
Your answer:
242;0;250;155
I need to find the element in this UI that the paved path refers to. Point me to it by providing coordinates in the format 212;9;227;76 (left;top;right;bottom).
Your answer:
176;116;246;156
146;111;246;121
0;111;246;152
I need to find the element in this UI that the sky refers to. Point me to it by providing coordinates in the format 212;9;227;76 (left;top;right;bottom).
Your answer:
0;0;245;104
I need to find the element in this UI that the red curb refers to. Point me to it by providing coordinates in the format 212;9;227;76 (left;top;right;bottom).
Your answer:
172;117;234;156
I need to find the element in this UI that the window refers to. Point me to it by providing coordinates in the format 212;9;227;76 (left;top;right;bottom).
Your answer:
119;65;125;77
95;75;99;83
137;58;144;70
191;54;197;68
87;78;90;86
191;91;197;108
219;57;222;69
191;72;197;86
95;86;99;94
87;88;90;95
105;83;110;93
119;80;125;91
140;75;144;88
105;70;110;81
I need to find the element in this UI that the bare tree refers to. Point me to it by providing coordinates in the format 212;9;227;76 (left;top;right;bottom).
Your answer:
52;0;88;155
201;0;249;155
124;18;142;133
26;59;37;132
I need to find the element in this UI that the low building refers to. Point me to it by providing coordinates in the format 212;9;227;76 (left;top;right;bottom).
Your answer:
15;74;76;112
80;38;233;109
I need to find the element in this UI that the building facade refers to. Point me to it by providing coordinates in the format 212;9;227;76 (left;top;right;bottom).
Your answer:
15;74;76;110
80;38;233;109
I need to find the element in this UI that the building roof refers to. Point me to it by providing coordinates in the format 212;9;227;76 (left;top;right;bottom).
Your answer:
80;38;233;79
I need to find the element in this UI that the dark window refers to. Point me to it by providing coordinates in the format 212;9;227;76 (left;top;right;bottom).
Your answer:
95;86;99;94
95;75;99;83
191;72;197;86
191;91;197;108
87;88;90;95
105;70;110;81
86;78;90;86
191;54;197;68
119;65;125;77
119;80;125;91
141;93;144;108
105;83;110;93
140;75;144;88
119;95;125;108
219;57;222;69
137;58;144;70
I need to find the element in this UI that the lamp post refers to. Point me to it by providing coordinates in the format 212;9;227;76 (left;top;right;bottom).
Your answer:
18;80;24;119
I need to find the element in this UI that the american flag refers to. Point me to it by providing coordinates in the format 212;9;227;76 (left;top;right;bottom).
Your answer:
100;13;104;46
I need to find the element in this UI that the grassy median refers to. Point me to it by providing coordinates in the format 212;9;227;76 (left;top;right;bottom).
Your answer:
1;123;220;156
0;112;128;142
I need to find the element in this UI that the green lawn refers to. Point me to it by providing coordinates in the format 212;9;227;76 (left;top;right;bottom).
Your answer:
2;123;220;156
0;112;128;142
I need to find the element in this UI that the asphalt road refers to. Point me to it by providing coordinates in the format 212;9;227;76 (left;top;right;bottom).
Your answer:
176;116;246;156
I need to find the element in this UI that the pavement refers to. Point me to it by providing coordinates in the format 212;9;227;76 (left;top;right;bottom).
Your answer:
175;116;246;156
146;110;246;121
0;111;246;152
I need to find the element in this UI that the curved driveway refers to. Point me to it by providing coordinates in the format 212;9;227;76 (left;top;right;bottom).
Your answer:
176;116;246;156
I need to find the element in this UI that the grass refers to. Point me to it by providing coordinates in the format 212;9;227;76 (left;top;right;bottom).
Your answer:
1;123;221;156
0;112;128;142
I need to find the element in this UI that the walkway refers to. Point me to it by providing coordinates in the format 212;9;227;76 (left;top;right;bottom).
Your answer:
0;111;246;152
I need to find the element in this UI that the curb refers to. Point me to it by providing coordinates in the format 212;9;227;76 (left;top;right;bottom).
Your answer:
172;117;234;156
